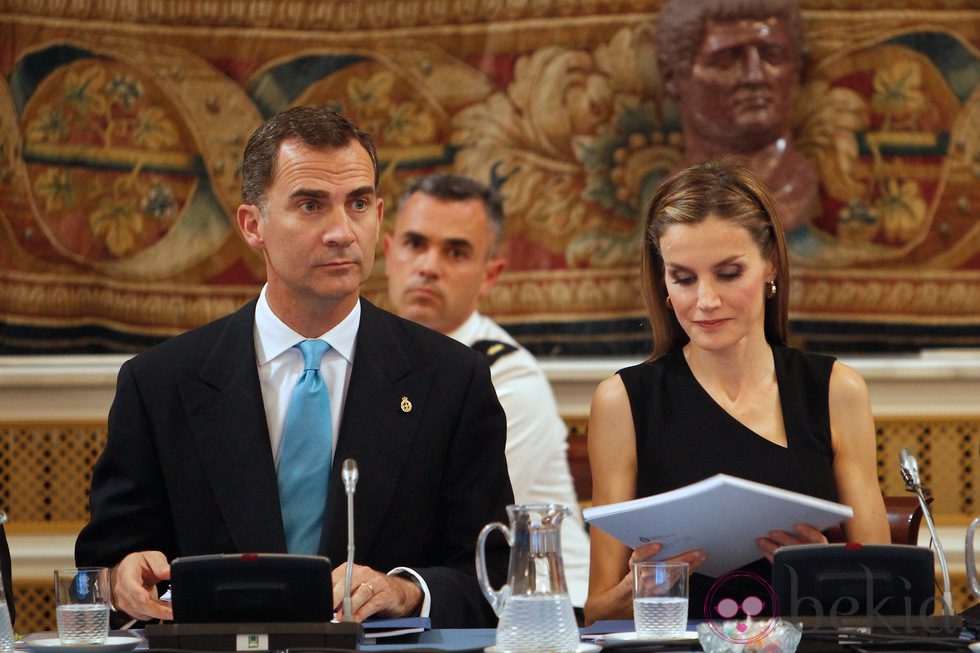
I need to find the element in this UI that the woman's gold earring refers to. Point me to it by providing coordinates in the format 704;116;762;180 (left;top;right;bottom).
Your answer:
766;279;777;299
666;296;673;309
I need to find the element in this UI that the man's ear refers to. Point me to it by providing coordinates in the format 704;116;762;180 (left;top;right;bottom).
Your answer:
479;257;506;298
375;196;384;238
237;204;264;251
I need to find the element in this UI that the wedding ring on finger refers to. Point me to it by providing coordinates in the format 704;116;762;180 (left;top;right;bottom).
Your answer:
359;581;376;597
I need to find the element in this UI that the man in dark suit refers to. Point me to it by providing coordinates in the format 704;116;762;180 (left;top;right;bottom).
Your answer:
75;107;513;628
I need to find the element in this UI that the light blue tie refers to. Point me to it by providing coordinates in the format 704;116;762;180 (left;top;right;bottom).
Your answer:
278;339;332;554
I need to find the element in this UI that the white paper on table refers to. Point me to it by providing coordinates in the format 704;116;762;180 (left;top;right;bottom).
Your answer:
583;473;853;577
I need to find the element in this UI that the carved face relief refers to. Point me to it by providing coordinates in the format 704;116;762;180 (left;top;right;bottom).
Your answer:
676;17;799;150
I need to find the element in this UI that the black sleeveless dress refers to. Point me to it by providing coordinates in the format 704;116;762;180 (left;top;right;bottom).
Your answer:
617;346;838;619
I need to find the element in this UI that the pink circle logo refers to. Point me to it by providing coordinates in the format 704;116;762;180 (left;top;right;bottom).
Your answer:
703;571;779;644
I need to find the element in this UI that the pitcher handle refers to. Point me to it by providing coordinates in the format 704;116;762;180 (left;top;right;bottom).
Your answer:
967;517;980;597
476;521;511;616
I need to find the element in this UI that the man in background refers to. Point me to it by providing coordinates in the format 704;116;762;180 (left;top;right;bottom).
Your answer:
75;108;512;628
385;173;590;609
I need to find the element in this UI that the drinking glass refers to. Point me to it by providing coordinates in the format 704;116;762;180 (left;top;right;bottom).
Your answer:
632;561;689;639
54;568;110;645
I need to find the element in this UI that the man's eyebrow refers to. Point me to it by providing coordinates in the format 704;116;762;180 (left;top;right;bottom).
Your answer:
402;229;429;241
289;188;327;199
347;186;375;199
444;238;473;250
287;186;376;201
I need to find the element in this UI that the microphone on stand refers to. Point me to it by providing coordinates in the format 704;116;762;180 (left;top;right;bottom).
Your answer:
341;459;359;622
899;449;922;490
900;448;953;616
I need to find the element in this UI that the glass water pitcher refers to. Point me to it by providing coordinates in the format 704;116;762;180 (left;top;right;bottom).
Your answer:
475;504;579;653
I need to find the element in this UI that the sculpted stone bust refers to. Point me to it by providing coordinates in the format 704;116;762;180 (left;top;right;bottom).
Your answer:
656;0;818;233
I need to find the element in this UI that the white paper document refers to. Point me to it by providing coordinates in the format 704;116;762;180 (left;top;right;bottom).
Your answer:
583;474;853;577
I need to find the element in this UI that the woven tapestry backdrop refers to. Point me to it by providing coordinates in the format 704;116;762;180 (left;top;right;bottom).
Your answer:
0;1;977;354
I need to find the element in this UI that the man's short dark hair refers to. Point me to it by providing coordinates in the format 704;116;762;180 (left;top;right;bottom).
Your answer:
241;106;379;207
400;174;505;254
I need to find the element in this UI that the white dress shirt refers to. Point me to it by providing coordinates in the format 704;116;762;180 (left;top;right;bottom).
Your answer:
253;286;431;617
254;286;359;465
449;311;591;607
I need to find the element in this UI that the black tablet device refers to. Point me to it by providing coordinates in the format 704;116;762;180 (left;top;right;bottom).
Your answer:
170;553;334;623
771;543;935;619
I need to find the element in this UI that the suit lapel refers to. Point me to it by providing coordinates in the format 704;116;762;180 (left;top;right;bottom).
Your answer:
324;300;433;563
177;300;287;553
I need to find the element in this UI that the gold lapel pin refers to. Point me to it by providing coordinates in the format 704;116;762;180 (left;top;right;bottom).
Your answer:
400;396;412;413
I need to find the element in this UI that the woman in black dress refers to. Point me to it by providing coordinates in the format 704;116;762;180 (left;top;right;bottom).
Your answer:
584;160;889;624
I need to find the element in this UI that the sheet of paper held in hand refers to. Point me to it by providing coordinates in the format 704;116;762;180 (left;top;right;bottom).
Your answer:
583;473;854;577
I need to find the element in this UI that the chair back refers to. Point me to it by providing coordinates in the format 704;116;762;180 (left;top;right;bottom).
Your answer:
884;495;927;545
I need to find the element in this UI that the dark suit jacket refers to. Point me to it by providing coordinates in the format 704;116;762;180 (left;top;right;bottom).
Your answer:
1;523;13;626
75;298;513;627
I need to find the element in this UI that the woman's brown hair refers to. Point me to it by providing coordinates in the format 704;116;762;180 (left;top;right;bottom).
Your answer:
641;159;789;360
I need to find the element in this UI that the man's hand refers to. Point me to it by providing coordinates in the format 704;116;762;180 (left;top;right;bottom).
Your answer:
757;523;828;562
331;563;422;622
110;551;173;621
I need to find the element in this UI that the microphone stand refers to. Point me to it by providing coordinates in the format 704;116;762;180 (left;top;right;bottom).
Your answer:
900;449;953;617
341;459;358;622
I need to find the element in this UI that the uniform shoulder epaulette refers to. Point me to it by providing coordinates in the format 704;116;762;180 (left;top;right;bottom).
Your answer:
471;339;519;366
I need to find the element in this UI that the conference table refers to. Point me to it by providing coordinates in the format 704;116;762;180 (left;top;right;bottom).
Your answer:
20;619;980;653
359;624;979;653
20;629;500;652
